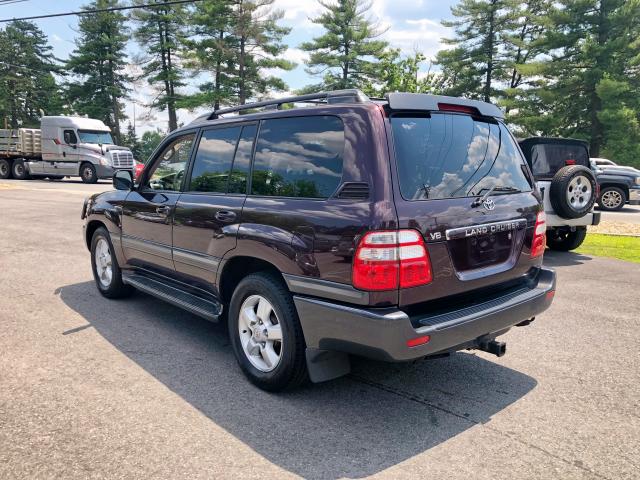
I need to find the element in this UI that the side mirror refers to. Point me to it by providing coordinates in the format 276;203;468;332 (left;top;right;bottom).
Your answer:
113;170;133;191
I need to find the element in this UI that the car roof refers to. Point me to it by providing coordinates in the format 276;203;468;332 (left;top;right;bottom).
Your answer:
182;89;504;133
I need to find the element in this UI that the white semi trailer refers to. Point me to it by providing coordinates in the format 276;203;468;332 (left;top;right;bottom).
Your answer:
0;116;134;183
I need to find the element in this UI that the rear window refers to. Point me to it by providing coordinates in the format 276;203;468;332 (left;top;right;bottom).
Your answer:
251;116;344;198
391;113;532;200
530;144;589;178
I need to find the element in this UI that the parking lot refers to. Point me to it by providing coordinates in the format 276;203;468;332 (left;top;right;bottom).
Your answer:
1;178;639;479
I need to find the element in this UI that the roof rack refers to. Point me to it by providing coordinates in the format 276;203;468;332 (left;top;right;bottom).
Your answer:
207;89;370;119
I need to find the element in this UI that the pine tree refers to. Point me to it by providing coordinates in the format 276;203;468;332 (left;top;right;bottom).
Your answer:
122;122;142;159
182;0;294;109
300;0;388;92
181;0;235;110
66;0;130;142
230;0;294;105
131;0;187;132
509;0;640;156
0;21;63;127
436;0;514;102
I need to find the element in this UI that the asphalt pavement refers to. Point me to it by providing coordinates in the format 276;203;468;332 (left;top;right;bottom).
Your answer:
1;178;639;479
598;204;640;224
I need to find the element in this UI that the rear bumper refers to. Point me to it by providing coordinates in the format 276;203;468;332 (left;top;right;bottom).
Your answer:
545;211;600;227
295;267;556;362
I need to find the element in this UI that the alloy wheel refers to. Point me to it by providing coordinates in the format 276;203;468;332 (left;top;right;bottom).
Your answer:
94;237;113;288
566;175;592;210
601;190;623;209
238;295;283;372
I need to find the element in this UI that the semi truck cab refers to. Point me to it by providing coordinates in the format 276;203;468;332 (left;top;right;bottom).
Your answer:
0;116;134;184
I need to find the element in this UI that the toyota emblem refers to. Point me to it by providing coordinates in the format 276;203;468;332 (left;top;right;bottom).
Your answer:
482;198;496;211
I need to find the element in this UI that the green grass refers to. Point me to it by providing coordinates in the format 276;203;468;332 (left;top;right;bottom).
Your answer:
574;234;640;263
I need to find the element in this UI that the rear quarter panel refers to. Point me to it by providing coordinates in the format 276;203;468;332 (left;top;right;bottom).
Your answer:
222;104;400;307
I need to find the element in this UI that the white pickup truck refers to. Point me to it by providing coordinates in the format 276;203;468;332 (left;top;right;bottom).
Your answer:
0;116;134;183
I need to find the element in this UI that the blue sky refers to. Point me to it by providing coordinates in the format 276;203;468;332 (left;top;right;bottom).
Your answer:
0;0;456;133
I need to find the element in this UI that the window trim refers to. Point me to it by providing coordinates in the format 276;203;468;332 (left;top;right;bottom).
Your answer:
247;114;346;200
227;123;258;195
184;124;240;195
137;129;198;194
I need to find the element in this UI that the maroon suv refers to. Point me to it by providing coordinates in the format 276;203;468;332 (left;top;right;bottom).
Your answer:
82;90;556;391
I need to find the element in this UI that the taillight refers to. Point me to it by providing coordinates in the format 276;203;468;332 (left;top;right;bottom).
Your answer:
531;211;546;258
353;230;432;291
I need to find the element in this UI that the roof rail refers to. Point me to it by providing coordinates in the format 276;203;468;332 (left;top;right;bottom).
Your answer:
208;89;370;119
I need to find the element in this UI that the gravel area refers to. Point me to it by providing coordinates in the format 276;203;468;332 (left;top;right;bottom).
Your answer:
588;221;640;236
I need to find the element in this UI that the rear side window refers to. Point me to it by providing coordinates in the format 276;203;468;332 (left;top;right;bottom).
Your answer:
391;113;532;200
530;144;589;178
251;116;345;198
189;127;241;192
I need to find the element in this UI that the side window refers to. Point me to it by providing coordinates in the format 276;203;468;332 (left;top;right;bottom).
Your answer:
251;116;345;198
146;134;195;192
64;130;77;144
228;124;257;194
189;127;241;193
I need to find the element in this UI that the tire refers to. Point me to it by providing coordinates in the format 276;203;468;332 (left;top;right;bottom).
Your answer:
90;227;134;299
546;227;587;251
0;159;11;179
598;186;626;211
80;163;98;184
11;159;30;180
228;272;308;391
549;165;597;219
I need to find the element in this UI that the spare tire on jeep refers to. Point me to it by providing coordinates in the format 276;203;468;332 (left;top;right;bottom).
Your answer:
549;165;597;219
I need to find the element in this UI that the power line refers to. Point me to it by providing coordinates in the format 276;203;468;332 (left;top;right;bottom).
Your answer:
0;0;202;23
0;0;29;5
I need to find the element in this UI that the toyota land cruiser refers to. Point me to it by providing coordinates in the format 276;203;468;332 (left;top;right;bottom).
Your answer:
82;90;556;391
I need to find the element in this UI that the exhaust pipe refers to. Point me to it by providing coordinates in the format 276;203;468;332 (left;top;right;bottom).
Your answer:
479;340;506;357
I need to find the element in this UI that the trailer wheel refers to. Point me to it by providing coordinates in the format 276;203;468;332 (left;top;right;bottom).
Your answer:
80;163;98;184
0;159;11;179
12;159;30;180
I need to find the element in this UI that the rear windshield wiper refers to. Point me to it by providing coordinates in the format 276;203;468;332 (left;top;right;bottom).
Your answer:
471;186;520;207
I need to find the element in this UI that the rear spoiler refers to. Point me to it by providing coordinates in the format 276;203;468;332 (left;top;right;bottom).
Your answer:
385;93;504;119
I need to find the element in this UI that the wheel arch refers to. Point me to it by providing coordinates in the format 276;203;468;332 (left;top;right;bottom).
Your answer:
85;219;106;250
217;256;288;304
599;182;629;199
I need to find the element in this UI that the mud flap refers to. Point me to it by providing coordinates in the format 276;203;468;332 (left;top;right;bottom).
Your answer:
305;348;351;383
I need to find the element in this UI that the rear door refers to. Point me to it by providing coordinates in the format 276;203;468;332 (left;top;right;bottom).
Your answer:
121;132;196;273
172;123;256;292
388;112;540;306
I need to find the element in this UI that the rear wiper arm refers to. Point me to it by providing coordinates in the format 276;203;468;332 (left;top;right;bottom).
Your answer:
471;186;520;207
471;185;497;207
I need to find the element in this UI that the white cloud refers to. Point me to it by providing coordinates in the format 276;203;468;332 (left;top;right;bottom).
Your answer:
282;47;309;65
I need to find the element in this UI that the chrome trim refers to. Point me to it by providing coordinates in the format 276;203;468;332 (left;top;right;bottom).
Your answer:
445;218;527;241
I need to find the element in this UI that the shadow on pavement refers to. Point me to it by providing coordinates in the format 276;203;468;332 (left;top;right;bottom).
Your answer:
57;281;537;479
543;249;593;267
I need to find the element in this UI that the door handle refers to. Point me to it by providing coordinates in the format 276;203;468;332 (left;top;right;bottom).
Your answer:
215;210;237;222
156;205;172;216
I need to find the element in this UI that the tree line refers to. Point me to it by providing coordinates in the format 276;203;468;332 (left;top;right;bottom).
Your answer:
0;0;638;166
